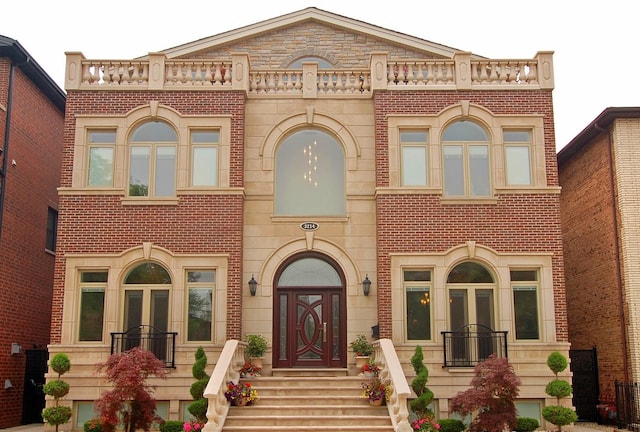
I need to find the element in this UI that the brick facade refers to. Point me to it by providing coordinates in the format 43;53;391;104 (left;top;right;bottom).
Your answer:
0;53;64;427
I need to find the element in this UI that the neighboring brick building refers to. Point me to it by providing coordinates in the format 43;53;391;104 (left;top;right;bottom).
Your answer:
558;107;640;419
0;36;65;427
50;8;569;429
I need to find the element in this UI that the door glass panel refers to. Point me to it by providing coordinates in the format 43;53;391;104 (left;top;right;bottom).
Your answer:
449;289;468;330
151;290;169;331
332;294;339;359
279;294;287;360
278;257;341;286
124;290;143;330
296;295;322;359
475;289;494;329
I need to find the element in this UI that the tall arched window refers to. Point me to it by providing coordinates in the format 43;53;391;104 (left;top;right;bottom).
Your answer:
442;120;490;197
275;129;345;216
128;120;177;197
122;262;172;332
447;261;495;331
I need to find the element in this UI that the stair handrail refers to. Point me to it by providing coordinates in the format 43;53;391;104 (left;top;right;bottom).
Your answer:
202;339;247;432
373;338;413;432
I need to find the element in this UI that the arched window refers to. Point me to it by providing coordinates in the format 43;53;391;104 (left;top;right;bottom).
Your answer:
275;129;345;216
128;120;177;197
442;120;490;197
447;261;495;331
288;56;334;69
122;262;172;332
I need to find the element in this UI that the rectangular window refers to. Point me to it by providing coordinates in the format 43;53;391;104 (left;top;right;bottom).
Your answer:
76;402;99;430
401;131;428;186
469;145;490;196
187;270;214;341
511;270;540;340
444;146;464;196
405;270;432;340
155;146;176;196
130;146;150;196
192;131;219;186
88;130;116;187
504;130;532;186
79;271;108;342
46;207;58;252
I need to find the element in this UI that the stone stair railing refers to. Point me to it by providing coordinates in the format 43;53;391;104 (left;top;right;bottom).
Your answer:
373;338;413;432
64;51;554;94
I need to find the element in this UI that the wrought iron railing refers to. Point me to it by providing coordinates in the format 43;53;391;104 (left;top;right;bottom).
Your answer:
615;380;640;431
111;325;178;368
441;324;508;367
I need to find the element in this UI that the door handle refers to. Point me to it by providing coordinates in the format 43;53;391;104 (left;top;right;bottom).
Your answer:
323;322;327;343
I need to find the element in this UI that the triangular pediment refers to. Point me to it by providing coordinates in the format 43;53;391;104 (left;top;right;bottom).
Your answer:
151;7;480;67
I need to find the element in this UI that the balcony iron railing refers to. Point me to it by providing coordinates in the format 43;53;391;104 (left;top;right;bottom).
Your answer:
441;324;508;367
111;325;178;368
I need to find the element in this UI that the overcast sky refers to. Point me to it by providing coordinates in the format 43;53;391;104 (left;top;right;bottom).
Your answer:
2;1;637;150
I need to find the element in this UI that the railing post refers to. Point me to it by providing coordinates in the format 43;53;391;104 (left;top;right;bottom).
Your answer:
535;51;554;90
64;51;85;90
369;52;388;91
302;62;318;99
231;53;250;93
148;53;166;90
454;52;472;90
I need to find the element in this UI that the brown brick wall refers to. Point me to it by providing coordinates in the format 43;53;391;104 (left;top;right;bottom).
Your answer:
51;91;246;344
374;90;567;342
559;130;626;399
0;63;63;427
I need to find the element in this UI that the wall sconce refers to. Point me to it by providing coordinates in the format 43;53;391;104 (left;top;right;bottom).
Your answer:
4;380;12;390
362;274;372;296
248;275;257;296
10;343;21;355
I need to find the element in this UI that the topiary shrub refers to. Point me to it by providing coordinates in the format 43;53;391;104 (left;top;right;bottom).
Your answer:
42;353;72;432
159;420;184;432
438;418;466;432
515;417;540;432
409;345;434;419
188;347;210;422
542;351;577;431
83;419;102;432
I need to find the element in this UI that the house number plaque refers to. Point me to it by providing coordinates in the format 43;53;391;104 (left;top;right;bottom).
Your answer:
300;222;319;231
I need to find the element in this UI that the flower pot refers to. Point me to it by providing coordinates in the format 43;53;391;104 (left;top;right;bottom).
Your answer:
250;356;263;369
369;398;383;407
235;397;249;407
355;356;370;369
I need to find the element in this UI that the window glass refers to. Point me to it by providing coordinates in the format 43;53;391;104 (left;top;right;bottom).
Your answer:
442;121;490;197
504;130;532;186
46;207;58;252
405;268;432;340
187;270;215;342
128;121;177;197
288;57;334;69
88;131;116;187
447;262;494;283
278;257;342;286
275;129;345;216
76;402;99;429
125;263;172;284
79;271;108;342
512;269;540;340
401;131;428;187
192;129;219;187
516;401;542;423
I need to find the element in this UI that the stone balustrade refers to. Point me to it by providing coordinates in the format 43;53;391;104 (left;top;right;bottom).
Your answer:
65;51;554;94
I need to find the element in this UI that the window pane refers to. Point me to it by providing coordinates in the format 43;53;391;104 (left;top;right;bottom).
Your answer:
506;146;531;185
155;146;176;196
400;131;428;142
192;147;218;186
188;287;212;341
514;286;539;339
79;288;105;341
188;271;215;283
46;207;58;251
125;263;172;284
406;287;431;340
131;121;177;142
510;270;538;281
81;271;108;283
444;145;464;196
442;121;488;141
469;145;490;196
88;147;114;187
89;131;116;144
447;262;494;283
402;146;427;186
76;402;99;429
504;131;531;142
278;257;341;286
404;270;431;282
191;131;219;143
130;146;150;196
275;129;345;216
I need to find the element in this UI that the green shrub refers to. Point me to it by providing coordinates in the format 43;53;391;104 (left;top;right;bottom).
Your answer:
190;378;207;400
438;418;466;432
42;406;72;426
159;420;184;432
542;405;577;427
191;347;209;381
350;334;373;357
245;334;268;357
515;417;540;432
50;353;71;375
545;379;572;399
188;398;208;420
83;419;102;432
43;380;70;399
546;351;568;374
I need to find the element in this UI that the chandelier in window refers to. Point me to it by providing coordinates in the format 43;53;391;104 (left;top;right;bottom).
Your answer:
303;140;318;187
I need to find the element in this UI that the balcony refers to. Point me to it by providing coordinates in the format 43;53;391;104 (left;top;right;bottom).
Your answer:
441;324;508;368
110;325;178;368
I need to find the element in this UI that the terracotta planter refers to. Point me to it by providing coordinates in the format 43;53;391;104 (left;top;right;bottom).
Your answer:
369;398;383;406
355;356;370;369
250;356;263;369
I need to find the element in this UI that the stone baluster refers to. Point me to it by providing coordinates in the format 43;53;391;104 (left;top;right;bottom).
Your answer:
204;63;213;85
213;63;223;86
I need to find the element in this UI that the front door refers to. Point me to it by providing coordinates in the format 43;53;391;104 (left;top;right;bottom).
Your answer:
273;254;346;368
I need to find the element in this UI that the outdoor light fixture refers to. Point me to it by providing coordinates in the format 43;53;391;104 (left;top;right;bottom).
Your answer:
248;275;257;296
362;275;371;296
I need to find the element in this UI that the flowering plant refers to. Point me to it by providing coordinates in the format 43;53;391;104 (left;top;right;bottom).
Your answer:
224;381;259;405
239;362;262;377
361;377;391;402
360;361;380;376
411;417;440;432
183;421;205;432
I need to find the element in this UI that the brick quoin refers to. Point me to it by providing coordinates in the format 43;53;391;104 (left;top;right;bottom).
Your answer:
373;90;567;342
51;91;245;344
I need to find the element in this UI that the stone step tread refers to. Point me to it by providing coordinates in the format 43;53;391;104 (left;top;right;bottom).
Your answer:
222;427;393;432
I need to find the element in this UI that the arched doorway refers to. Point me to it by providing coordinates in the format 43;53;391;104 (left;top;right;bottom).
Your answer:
273;252;346;368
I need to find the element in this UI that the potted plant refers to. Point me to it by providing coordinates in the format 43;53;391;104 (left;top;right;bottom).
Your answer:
360;359;380;377
245;334;268;369
224;381;259;406
350;334;374;369
361;376;391;406
240;362;262;377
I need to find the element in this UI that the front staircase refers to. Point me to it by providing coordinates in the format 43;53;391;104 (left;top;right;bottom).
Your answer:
221;370;395;432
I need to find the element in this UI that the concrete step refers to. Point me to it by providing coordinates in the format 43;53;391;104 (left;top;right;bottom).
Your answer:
224;413;393;427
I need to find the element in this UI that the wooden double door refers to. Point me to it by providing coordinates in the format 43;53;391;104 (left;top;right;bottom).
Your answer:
273;254;346;368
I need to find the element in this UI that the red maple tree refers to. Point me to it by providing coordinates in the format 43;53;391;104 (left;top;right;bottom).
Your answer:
95;347;169;432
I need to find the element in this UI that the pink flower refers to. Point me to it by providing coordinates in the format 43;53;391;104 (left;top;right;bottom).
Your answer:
183;423;191;432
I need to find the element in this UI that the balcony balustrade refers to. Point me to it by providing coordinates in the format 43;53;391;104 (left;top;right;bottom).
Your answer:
441;324;508;368
110;325;177;368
